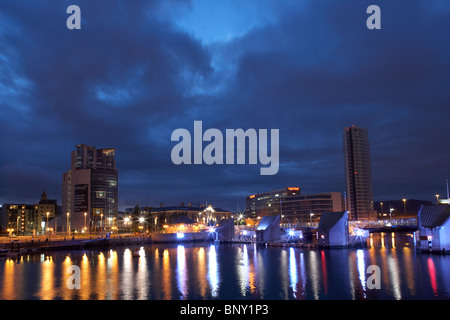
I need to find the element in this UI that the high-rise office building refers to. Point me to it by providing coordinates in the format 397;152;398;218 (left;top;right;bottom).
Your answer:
62;144;118;231
343;126;376;220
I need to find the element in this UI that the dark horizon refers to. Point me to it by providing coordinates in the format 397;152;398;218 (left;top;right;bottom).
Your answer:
1;1;449;212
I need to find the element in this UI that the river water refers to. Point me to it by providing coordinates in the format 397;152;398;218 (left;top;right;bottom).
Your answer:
0;233;449;300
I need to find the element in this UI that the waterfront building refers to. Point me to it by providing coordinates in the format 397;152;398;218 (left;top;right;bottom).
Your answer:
343;126;376;221
1;191;58;235
417;205;450;253
163;215;202;234
62;144;118;231
246;187;300;219
317;211;349;247
281;192;343;225
245;187;343;225
148;203;233;231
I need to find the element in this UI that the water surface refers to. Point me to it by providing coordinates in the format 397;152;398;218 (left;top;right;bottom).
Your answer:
1;241;449;300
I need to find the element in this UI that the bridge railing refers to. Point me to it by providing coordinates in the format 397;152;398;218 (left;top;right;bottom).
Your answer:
281;222;319;229
349;218;417;229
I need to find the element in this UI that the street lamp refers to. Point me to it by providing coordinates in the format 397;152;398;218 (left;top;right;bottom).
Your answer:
436;194;440;205
100;213;103;233
67;212;70;235
380;202;384;216
310;211;314;225
84;212;87;233
46;212;50;235
402;199;407;216
17;216;20;236
124;217;130;233
139;217;145;235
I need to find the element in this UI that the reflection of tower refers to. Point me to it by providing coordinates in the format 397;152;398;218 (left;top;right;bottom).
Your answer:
343;126;374;220
62;144;118;231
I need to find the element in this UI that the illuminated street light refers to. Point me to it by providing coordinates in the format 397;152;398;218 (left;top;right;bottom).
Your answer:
67;212;70;235
436;194;440;205
124;217;130;233
46;212;50;234
402;199;407;215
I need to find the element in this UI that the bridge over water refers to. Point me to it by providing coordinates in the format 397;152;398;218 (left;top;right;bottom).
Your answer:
349;218;418;233
281;218;418;234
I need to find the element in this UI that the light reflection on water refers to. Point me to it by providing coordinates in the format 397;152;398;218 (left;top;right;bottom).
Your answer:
1;238;450;300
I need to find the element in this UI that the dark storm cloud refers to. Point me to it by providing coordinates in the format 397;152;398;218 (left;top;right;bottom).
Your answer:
0;0;449;210
207;0;450;204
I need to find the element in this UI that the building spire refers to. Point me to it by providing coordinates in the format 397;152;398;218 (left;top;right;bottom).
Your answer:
41;189;47;201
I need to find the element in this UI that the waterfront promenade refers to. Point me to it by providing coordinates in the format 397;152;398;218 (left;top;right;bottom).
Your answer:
0;233;150;252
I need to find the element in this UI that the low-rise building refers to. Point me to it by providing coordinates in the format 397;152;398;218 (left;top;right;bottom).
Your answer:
1;191;58;235
245;187;343;225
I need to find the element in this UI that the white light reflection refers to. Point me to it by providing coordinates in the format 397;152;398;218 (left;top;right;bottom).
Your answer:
280;249;289;298
299;252;306;296
388;255;402;300
356;249;366;298
255;245;265;298
289;247;298;298
177;245;188;299
308;251;319;300
208;245;219;297
122;249;133;300
137;247;148;300
237;245;250;296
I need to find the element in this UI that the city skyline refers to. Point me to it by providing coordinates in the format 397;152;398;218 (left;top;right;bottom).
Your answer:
1;1;450;212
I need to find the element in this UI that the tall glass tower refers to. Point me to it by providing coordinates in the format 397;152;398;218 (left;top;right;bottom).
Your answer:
343;126;375;221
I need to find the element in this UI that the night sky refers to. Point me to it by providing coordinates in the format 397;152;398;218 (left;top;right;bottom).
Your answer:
1;0;449;212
